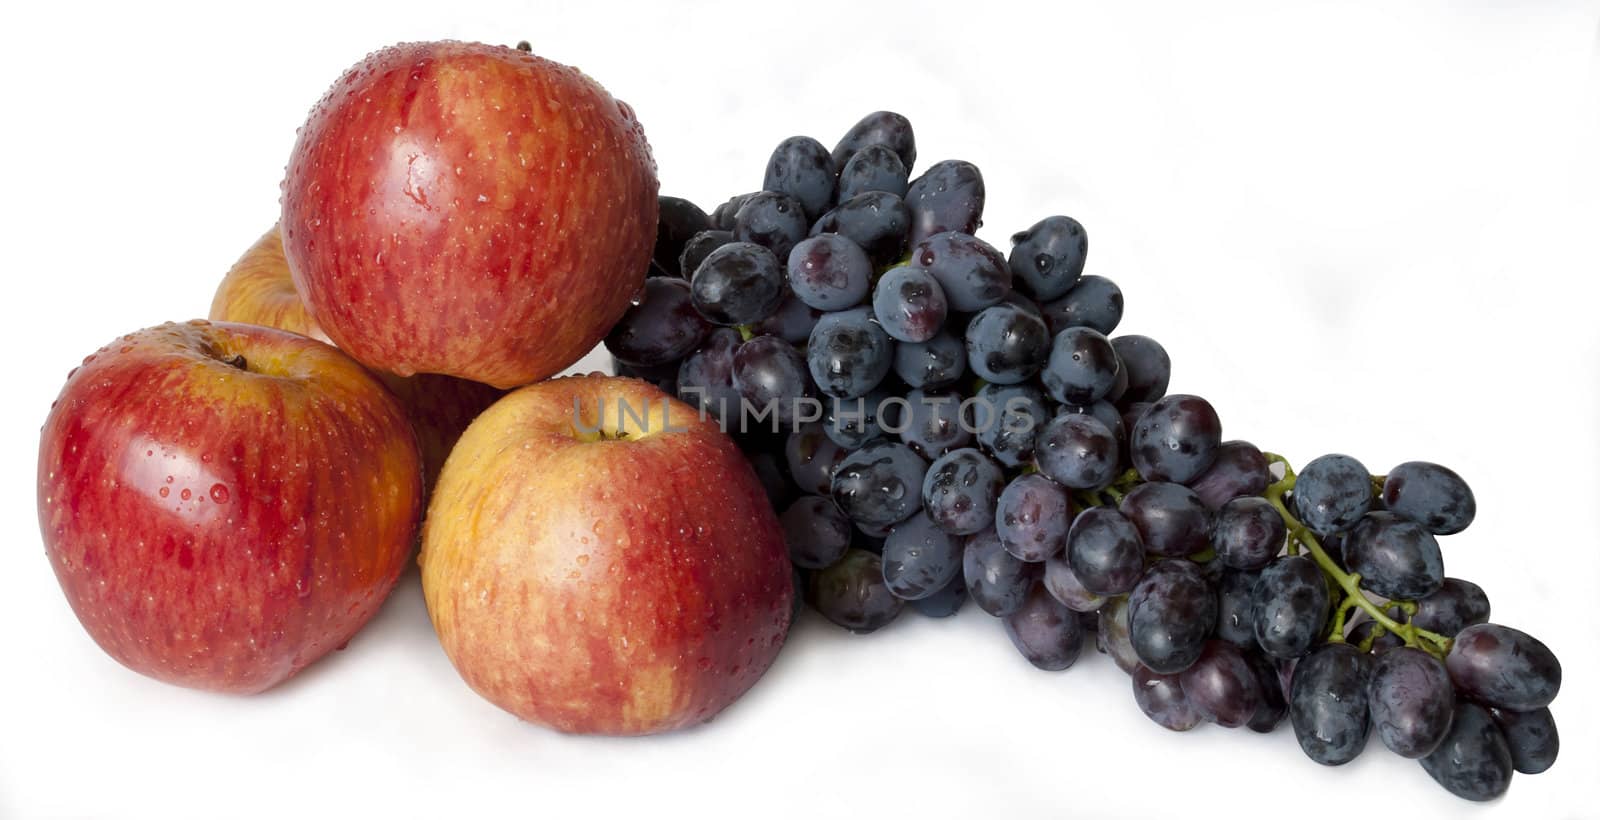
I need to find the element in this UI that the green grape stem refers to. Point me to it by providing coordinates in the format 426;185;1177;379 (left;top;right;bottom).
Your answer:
1260;452;1454;661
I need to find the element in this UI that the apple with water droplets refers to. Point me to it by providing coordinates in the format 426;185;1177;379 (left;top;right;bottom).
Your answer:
281;40;659;389
210;224;503;492
420;375;793;734
37;320;423;694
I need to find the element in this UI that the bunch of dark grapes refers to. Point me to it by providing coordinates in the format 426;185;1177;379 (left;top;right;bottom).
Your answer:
605;111;1561;802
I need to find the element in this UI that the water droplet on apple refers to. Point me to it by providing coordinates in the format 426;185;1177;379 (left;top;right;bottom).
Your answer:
209;484;230;504
576;554;589;565
158;487;169;498
180;488;192;501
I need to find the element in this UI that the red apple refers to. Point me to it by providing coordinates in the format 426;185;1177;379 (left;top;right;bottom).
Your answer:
37;320;423;694
281;41;658;389
421;375;792;734
210;225;502;490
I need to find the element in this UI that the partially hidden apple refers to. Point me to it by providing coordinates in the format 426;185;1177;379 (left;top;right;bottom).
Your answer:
38;320;423;694
281;41;659;389
421;375;793;734
211;224;502;490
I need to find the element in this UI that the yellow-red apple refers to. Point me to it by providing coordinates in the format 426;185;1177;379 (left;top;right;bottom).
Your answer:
37;320;423;693
281;41;658;389
421;375;793;734
210;225;502;489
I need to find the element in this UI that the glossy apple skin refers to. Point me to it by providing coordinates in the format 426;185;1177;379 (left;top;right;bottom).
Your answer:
421;375;793;734
38;321;423;694
282;41;659;389
210;225;502;489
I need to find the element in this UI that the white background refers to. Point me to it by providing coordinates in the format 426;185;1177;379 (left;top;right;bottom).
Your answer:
3;1;1597;817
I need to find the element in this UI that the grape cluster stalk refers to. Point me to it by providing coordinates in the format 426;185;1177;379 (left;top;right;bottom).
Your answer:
604;111;1561;802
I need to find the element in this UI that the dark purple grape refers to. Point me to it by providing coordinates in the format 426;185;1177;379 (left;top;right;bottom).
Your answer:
1105;355;1131;405
1189;440;1271;509
1489;706;1559;775
678;229;735;280
1180;640;1263;728
965;301;1050;384
892;331;966;389
996;474;1071;562
855;518;894;542
1292;453;1373;536
1067;507;1145;596
831;111;916;175
1111;335;1170;405
1120;482;1211;558
810;191;910;267
1120;401;1151;436
731;335;811;426
1244;650;1289;732
1033;413;1118;490
1420;703;1514;801
1412;578;1490;637
829;440;929;528
1252;555;1330;660
784;421;847;495
753;290;821;344
781;495;852;570
881;511;964;600
909;231;1010;312
974;383;1047;469
1128;559;1217;674
807;307;893;398
909;575;967;617
1344;512;1444;600
1040;274;1123;336
1131;394;1223;484
1000;289;1045;318
689;241;786;325
654;195;710;274
1060;400;1125;444
734;191;809;262
1215;568;1260;649
872;265;948;343
744;449;794;510
605;277;712;367
1213;496;1287;570
763;136;836;221
825;389;902;448
1290;643;1373;766
1099;595;1140;674
710;192;756;230
922;448;1004;536
1004;584;1085;671
899;388;971;458
837;143;909;201
808;548;904;634
963;529;1038;616
1133;665;1202;731
823;389;894;449
1382;461;1477;535
1369;646;1455;759
1007;215;1086;301
1446;624;1562;711
905;160;984;245
1040;326;1120;406
787;234;872;310
1043;554;1106;612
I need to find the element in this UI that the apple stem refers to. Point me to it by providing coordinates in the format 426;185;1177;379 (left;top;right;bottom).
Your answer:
515;41;531;52
224;353;248;371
